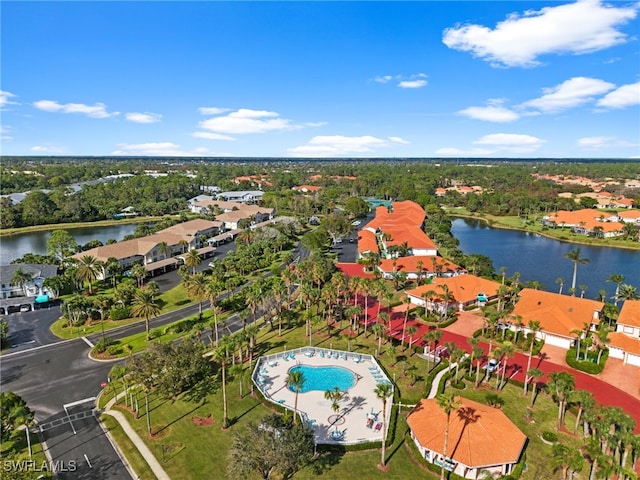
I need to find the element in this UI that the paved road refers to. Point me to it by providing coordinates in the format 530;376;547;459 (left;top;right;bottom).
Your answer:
0;238;308;479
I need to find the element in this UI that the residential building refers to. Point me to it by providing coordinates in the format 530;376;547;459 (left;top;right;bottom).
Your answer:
377;256;464;280
216;190;264;203
407;396;526;479
0;264;58;300
510;288;604;349
406;274;501;313
609;300;640;367
542;209;626;237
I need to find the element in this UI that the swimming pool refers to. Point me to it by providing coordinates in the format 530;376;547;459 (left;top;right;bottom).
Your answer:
288;365;356;393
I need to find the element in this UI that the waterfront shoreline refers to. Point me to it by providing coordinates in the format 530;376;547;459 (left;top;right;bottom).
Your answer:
0;216;162;238
449;212;640;251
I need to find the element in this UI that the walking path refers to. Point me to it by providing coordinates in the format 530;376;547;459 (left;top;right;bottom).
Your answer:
100;394;170;480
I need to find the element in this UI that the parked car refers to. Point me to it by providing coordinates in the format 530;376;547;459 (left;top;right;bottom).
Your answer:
483;358;499;372
351;220;362;226
19;304;31;313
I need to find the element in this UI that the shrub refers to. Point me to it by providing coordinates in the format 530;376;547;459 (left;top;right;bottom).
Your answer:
109;306;130;321
450;380;465;390
106;345;122;356
485;392;505;408
542;431;558;443
565;347;608;374
94;337;116;354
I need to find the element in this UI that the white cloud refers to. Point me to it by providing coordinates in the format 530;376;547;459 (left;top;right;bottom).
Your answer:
191;131;236;141
458;105;520;122
31;145;63;153
374;73;428;88
520;77;615;113
125;112;162;124
112;142;215;156
473;133;546;153
199;108;300;135
374;75;393;84
435;147;495;156
288;135;409;157
199;107;231;115
577;136;638;149
1;125;13;142
596;81;640;108
443;0;639;67
0;90;18;108
33;99;119;118
398;79;428;89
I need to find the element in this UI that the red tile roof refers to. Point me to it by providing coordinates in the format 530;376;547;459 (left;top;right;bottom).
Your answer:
378;255;462;275
618;300;640;328
406;274;501;305
511;288;603;338
407;397;526;468
357;230;379;255
608;332;640;355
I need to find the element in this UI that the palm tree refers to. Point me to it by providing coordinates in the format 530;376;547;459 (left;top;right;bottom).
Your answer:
499;341;514;389
523;320;541;396
401;295;412;345
406;324;418;353
324;387;345;415
183;272;208;316
75;254;103;294
157;241;172;260
10;267;33;296
564;248;590;292
130;263;146;288
374;382;393;468
131;289;161;340
607;274;625;306
184;248;201;274
11;404;34;459
569;389;595;436
287;370;306;425
436;392;460;480
548;370;575;430
206;279;224;346
105;257;122;288
210;339;231;428
528;368;544;408
556;277;565;294
371;322;386;356
615;283;639;302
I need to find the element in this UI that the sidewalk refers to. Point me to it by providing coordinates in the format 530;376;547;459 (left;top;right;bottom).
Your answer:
100;394;170;480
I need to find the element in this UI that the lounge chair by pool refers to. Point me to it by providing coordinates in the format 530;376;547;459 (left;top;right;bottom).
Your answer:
374;422;382;431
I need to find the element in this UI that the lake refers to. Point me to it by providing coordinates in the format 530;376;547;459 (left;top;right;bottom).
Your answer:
0;224;139;265
451;218;640;299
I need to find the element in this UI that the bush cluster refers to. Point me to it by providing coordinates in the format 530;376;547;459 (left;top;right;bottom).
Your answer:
565;347;608;374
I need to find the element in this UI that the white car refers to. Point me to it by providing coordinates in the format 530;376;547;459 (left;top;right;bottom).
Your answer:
483;359;499;372
351;220;362;226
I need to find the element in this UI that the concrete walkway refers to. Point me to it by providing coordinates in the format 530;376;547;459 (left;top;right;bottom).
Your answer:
100;395;171;480
426;362;456;399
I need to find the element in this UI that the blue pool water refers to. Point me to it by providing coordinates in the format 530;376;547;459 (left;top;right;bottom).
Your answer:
288;365;356;393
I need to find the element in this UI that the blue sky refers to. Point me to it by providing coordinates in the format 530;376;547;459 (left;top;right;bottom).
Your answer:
1;1;639;158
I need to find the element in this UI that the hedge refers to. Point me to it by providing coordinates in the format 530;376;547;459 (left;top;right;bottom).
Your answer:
565;347;608;374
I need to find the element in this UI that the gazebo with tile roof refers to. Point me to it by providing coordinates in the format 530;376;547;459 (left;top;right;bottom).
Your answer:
407;396;526;479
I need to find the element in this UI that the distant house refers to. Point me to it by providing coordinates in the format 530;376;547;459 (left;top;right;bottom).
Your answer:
542;209;625;238
609;300;640;367
407;396;526;479
292;185;322;193
217;190;264;203
406;274;501;313
510;288;604;349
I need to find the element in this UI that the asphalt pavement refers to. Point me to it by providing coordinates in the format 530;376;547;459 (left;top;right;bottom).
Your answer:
0;237;307;480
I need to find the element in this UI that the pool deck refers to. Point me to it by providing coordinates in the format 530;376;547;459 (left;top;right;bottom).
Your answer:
254;348;393;445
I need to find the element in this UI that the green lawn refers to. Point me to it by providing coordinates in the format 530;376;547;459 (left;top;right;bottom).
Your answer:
100;414;156;480
51;284;193;340
0;428;52;479
105;318;585;479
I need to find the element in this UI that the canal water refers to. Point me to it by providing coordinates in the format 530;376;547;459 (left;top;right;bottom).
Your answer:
0;224;139;265
451;218;640;299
